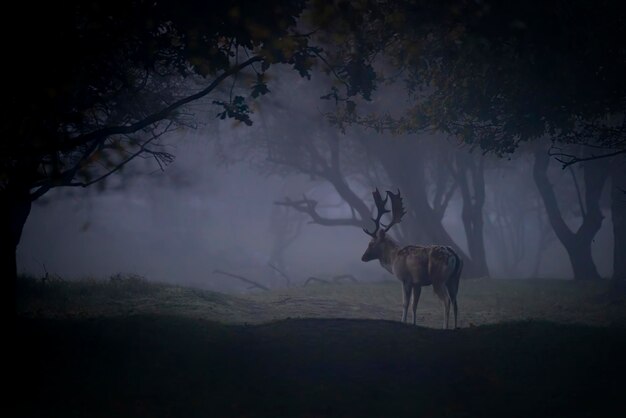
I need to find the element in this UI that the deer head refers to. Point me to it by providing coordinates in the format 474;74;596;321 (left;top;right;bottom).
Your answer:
361;188;406;262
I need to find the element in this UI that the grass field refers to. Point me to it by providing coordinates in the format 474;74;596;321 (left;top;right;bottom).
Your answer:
17;276;626;327
13;276;626;417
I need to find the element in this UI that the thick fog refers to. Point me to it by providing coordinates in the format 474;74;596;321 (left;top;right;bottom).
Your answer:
17;69;614;291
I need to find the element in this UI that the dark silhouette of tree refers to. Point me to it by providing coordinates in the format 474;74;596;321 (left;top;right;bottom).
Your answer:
311;0;625;282
243;99;488;277
1;0;320;313
533;147;609;280
448;152;489;277
318;0;626;160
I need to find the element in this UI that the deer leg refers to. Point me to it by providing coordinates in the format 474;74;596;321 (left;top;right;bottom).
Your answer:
433;284;451;329
446;282;459;329
452;298;458;329
401;281;412;323
446;269;461;329
411;285;422;326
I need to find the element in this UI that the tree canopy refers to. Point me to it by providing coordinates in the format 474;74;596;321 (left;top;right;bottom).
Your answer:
2;0;315;201
316;0;626;164
1;0;332;291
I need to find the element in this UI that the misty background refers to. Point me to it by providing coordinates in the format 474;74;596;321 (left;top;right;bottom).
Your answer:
9;4;626;418
16;68;614;291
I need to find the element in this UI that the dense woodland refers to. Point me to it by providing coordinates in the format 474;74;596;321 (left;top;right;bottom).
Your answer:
4;1;624;295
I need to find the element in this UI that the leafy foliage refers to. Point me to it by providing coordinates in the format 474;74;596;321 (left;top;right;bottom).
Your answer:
213;96;254;126
251;74;271;98
2;0;314;200
315;0;626;161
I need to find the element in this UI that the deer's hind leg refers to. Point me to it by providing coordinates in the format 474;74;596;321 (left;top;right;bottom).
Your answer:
433;284;451;329
401;281;412;324
446;257;462;329
411;285;422;325
446;279;459;329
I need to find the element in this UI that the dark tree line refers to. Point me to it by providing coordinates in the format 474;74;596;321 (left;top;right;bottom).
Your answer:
4;0;626;314
305;0;626;284
242;97;614;281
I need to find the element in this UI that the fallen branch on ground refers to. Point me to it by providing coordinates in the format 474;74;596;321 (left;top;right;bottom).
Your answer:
213;269;270;291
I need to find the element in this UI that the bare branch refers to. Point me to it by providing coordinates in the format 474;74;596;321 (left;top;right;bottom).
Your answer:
213;269;270;291
66;122;174;188
275;196;362;227
549;146;626;168
30;118;177;200
60;56;263;152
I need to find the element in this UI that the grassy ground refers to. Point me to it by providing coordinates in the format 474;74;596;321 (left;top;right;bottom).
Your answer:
17;276;626;327
13;277;626;417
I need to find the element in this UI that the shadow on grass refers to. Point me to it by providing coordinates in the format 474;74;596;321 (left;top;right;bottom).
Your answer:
11;315;626;418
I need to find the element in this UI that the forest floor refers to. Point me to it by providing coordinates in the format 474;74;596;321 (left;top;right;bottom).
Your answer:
13;276;626;417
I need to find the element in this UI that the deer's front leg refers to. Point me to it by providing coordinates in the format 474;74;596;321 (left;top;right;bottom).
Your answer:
401;281;412;323
411;285;422;326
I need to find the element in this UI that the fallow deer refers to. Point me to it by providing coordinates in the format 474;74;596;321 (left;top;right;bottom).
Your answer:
361;189;463;329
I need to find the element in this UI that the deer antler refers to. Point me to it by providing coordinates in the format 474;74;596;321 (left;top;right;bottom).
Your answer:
382;189;406;232
363;188;389;237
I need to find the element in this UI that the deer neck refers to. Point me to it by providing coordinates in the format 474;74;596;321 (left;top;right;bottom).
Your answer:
378;238;400;274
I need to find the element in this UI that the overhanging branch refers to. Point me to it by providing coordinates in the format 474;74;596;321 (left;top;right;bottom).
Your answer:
275;196;363;227
548;144;626;169
61;56;263;152
30;121;175;200
549;145;626;168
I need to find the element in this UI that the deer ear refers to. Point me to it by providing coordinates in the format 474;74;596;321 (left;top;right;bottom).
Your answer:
377;229;386;239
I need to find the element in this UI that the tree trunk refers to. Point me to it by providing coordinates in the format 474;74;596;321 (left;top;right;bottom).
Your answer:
0;187;32;318
567;242;604;280
453;152;490;277
610;163;626;291
533;148;608;280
